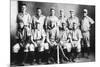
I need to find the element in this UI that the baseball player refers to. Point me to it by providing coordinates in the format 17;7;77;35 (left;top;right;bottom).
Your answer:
58;9;67;29
45;7;59;46
45;8;59;63
81;9;94;58
16;4;33;65
67;10;80;31
23;27;37;65
59;22;72;62
71;23;82;61
31;8;47;64
40;32;50;64
12;22;27;65
17;4;32;32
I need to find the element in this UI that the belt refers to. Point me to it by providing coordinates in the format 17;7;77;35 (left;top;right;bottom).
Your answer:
82;30;89;33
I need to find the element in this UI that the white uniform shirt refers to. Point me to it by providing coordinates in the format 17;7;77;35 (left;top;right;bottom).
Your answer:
17;12;32;26
32;15;46;40
81;16;94;32
59;28;69;41
58;16;67;28
72;28;82;41
67;16;79;29
46;16;59;30
32;15;46;30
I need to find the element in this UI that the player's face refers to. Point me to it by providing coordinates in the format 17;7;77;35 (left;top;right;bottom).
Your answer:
60;10;64;16
70;11;74;17
21;5;27;13
37;9;42;16
50;9;55;16
20;23;24;28
83;12;87;16
73;24;77;30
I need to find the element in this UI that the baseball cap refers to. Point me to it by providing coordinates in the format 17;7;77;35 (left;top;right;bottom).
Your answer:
83;9;88;13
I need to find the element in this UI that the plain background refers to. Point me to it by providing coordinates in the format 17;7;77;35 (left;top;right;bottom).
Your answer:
0;0;99;67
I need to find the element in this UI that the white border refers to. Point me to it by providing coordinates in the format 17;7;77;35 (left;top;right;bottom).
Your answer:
0;0;98;67
11;0;96;5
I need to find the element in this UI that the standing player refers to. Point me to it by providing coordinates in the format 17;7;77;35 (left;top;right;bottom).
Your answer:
16;4;33;65
67;10;80;31
58;9;67;29
81;9;94;58
17;4;32;31
32;8;47;64
45;8;59;63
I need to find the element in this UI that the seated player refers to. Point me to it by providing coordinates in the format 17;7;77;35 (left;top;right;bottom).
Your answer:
71;23;82;61
81;9;94;58
40;32;50;64
59;22;72;62
12;22;27;65
23;27;37;65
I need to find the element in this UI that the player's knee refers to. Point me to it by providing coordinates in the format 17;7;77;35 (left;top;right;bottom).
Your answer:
87;43;90;47
67;46;72;52
77;47;81;52
44;43;49;50
13;43;20;53
39;47;44;52
67;48;71;52
24;43;30;52
29;44;35;52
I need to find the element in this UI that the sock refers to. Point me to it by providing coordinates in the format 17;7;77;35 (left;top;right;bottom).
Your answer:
22;52;28;64
28;51;34;64
87;47;90;56
77;52;81;58
13;53;18;64
39;52;43;63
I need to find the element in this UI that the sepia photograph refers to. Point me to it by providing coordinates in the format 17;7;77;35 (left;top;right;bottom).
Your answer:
10;0;95;66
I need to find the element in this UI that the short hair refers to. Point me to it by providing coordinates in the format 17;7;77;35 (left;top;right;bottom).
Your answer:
50;7;55;11
60;9;64;12
21;4;27;7
36;7;41;10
